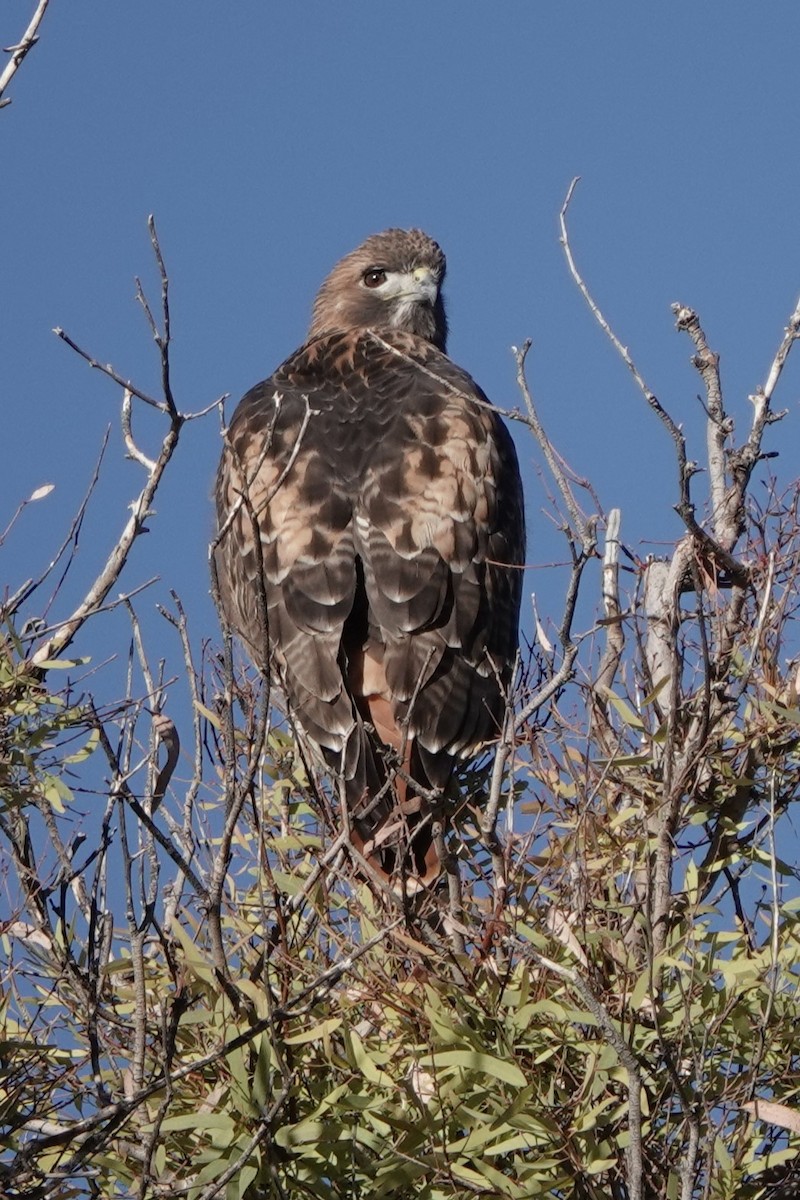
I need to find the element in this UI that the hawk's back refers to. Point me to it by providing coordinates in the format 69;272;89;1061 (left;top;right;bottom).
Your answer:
215;324;524;879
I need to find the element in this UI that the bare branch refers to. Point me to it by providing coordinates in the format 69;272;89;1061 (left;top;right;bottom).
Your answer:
90;709;207;899
150;713;179;813
0;0;51;108
686;292;800;554
482;519;594;903
672;304;730;541
31;413;182;667
2;431;109;622
560;178;686;459
146;215;178;418
121;388;157;471
54;327;169;414
596;507;624;694
29;223;203;666
762;292;800;405
513;340;592;543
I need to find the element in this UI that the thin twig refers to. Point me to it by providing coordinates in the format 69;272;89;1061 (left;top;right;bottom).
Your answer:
513;341;588;541
91;712;207;900
147;215;178;418
1;428;111;621
6;918;403;1172
560;178;686;457
53;328;169;413
596;507;624;693
531;948;644;1200
32;417;182;668
194;1082;294;1200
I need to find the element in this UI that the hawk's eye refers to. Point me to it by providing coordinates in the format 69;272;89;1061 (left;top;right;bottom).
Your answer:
363;269;387;289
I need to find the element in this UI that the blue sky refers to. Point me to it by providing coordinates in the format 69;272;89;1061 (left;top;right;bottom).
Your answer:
3;2;800;691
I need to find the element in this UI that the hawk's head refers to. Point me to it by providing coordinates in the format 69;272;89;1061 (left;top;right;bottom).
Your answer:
308;228;448;351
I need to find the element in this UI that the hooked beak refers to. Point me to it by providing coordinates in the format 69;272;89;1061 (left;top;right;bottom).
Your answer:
409;266;438;306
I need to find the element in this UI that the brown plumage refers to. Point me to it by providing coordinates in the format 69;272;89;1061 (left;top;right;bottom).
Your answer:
214;229;525;888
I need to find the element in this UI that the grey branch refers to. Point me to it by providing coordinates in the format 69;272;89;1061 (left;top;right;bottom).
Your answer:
53;327;169;414
596;507;624;694
762;292;800;404
32;223;198;667
0;0;51;108
32;415;182;668
672;305;729;542
121;389;156;471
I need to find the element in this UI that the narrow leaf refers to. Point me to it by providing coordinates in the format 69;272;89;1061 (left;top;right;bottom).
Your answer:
600;688;645;729
420;1049;526;1088
29;484;55;502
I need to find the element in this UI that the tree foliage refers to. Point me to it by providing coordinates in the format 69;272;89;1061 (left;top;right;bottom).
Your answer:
2;203;800;1200
3;26;800;1183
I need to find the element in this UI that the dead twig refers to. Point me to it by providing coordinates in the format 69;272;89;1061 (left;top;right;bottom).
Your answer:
560;177;687;470
512;340;590;542
32;223;201;668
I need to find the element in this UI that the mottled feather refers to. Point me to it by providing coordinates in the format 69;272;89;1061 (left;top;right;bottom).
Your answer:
215;230;524;887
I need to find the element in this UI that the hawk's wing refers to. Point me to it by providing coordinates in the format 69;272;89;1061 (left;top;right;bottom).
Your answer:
215;328;524;874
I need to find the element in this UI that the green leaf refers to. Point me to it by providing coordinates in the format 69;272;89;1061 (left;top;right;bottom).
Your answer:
42;774;73;811
283;1016;342;1045
586;1155;618;1174
34;657;90;670
232;1161;258;1200
600;688;645;730
274;1118;344;1148
159;1112;235;1132
250;1032;272;1104
641;675;671;706
194;700;221;730
63;727;99;764
419;1049;526;1088
169;919;218;987
349;1029;392;1087
629;967;656;1013
486;1131;537;1157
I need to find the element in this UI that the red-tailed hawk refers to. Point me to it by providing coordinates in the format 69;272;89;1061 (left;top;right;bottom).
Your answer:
215;229;524;889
